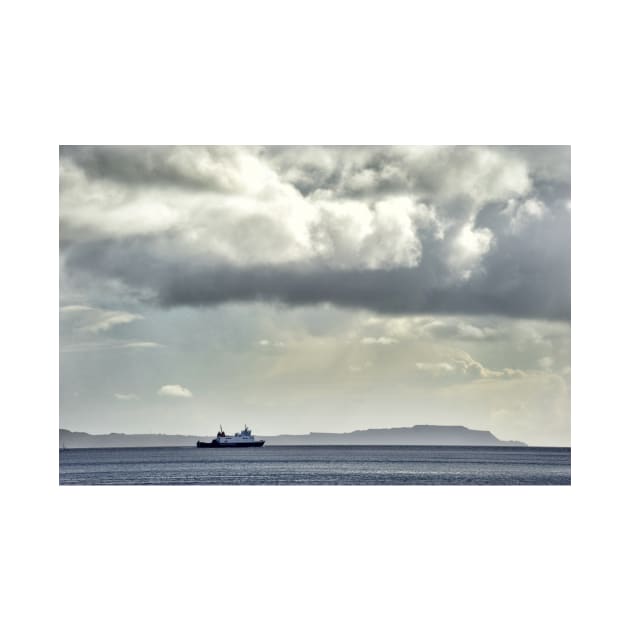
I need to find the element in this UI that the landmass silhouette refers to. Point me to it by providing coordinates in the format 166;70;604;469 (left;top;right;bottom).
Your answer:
59;425;526;448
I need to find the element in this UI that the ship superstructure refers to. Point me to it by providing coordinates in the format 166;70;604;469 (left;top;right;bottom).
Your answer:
197;425;265;448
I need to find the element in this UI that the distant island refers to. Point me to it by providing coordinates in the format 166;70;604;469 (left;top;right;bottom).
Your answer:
59;425;526;448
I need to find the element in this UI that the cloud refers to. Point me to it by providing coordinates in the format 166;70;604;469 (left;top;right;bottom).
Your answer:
348;361;373;373
258;339;285;348
421;320;497;341
263;146;532;203
61;148;423;272
60;146;570;320
309;196;422;269
501;198;547;234
60;305;92;313
157;384;193;398
60;146;267;193
60;340;163;353
447;222;494;280
60;304;143;333
360;336;399;345
415;352;526;381
362;314;502;342
114;393;139;400
415;362;457;375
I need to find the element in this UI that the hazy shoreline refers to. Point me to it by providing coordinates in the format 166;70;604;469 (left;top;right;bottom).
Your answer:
60;424;529;448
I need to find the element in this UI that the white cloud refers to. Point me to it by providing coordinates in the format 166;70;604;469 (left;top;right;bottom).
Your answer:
60;304;93;313
258;339;285;348
157;384;193;398
447;222;494;280
84;311;142;333
452;353;525;379
60;304;143;333
362;315;500;342
402;146;531;205
60;339;163;352
61;148;424;272
416;352;525;380
415;361;456;375
309;197;422;270
114;393;139;401
361;336;399;345
501;198;547;233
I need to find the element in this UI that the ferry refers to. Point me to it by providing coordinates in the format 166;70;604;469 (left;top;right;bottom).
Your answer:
197;425;265;448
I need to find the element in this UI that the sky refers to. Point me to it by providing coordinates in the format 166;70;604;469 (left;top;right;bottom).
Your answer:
60;146;570;445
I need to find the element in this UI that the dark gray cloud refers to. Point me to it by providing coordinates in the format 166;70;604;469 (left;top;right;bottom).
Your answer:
62;227;569;320
60;145;570;320
60;145;255;192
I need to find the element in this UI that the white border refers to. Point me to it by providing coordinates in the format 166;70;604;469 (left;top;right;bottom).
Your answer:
6;1;628;628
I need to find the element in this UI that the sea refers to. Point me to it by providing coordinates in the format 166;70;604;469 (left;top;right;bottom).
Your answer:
59;445;570;485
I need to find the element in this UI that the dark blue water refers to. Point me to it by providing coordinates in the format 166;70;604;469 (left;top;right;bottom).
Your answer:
59;445;570;485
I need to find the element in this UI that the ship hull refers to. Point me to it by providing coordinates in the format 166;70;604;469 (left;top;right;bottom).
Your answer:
196;440;265;448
